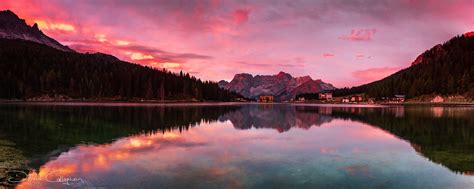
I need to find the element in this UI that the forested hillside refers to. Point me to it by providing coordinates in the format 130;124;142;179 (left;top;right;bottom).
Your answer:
0;39;241;101
332;34;474;99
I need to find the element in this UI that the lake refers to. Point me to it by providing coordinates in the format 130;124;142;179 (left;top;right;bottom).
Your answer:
0;103;473;189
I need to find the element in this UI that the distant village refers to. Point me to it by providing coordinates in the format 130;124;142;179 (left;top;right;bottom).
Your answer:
256;92;407;104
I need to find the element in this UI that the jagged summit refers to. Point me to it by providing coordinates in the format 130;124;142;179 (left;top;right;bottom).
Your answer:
32;23;40;30
0;10;20;21
0;10;74;52
219;71;335;101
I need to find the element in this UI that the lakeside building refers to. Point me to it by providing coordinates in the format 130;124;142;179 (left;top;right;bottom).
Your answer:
350;95;363;102
431;96;444;103
368;98;376;104
393;95;406;103
259;96;274;103
381;95;406;103
296;97;305;102
319;92;333;100
236;98;248;102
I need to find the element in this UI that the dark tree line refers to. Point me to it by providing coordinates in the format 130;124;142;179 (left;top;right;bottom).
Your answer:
330;35;474;99
295;93;320;100
0;39;242;101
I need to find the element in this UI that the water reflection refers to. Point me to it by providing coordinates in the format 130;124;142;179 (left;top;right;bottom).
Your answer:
0;103;473;188
219;105;334;132
0;104;240;169
329;106;474;174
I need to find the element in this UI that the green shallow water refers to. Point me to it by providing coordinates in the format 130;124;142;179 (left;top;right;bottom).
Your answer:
0;103;473;188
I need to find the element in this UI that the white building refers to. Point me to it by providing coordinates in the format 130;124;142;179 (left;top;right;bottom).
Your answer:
319;93;333;100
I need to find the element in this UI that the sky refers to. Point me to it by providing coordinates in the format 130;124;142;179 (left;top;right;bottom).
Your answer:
0;0;473;87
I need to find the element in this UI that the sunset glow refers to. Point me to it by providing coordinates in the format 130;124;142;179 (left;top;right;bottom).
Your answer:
2;104;473;188
16;116;401;188
1;0;473;185
0;0;472;87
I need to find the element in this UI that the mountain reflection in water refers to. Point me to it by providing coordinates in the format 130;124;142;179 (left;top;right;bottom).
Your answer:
0;103;473;188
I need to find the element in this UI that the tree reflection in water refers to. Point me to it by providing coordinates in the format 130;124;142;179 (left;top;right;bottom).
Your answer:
0;103;473;187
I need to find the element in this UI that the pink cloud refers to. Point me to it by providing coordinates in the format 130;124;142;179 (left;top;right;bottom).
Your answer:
322;53;335;58
1;0;472;87
232;9;251;25
339;29;376;41
352;67;401;83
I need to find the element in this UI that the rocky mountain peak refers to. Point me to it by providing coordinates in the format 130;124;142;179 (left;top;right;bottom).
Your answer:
412;44;445;66
0;10;20;20
277;71;289;76
275;71;292;79
220;72;335;101
32;23;40;31
0;9;74;52
233;73;253;79
295;75;312;84
218;80;229;88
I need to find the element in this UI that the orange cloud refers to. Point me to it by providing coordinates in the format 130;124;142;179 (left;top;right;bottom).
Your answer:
126;52;154;60
95;34;107;42
150;62;181;70
50;23;75;31
113;40;130;46
33;19;75;32
161;62;181;69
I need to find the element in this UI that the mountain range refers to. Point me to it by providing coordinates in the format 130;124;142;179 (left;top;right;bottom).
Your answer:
218;72;335;101
1;9;472;102
219;33;473;102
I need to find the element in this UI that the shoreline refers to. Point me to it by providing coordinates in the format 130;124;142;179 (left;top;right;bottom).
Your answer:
0;98;244;103
0;100;254;107
291;100;474;106
0;100;473;107
392;102;474;106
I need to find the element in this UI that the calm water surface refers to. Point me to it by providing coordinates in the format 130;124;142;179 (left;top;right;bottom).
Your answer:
0;103;473;188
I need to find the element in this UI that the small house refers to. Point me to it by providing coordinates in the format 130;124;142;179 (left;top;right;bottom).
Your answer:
350;95;363;102
259;95;274;103
368;98;376;104
319;92;333;100
431;96;444;103
342;98;350;103
393;95;406;103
